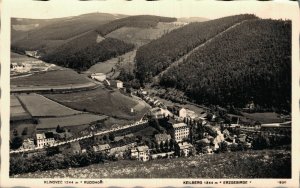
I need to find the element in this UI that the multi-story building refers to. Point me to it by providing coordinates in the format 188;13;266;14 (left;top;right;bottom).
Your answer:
170;122;190;142
36;132;55;148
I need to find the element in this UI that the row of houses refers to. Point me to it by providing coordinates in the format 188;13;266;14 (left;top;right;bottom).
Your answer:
21;131;73;150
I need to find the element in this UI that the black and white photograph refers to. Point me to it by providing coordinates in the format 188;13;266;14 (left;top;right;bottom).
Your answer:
1;0;299;187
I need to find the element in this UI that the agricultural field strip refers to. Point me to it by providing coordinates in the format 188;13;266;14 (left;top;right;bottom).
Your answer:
11;81;98;93
37;114;109;129
10;95;31;118
17;94;83;117
10;119;148;153
154;19;250;81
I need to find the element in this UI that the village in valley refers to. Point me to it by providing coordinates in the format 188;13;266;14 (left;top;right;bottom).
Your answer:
10;66;291;176
9;11;292;178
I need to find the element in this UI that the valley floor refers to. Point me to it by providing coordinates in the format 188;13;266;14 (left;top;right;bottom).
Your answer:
12;149;290;179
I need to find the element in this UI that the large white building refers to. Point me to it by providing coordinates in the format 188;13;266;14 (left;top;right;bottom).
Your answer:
171;122;190;142
36;132;55;148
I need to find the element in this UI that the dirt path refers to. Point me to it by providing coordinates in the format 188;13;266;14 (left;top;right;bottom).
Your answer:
153;20;251;82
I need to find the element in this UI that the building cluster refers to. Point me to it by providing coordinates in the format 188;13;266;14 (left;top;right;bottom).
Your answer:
90;72;123;89
11;62;31;73
20;130;74;150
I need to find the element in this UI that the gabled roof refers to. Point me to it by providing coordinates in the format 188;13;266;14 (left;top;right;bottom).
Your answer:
137;145;149;152
36;133;45;140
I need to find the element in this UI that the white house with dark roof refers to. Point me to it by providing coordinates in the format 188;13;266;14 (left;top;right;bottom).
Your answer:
177;142;194;157
131;145;150;161
36;132;55;148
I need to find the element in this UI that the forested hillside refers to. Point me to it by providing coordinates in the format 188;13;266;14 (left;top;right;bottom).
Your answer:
135;14;257;82
96;15;177;36
159;19;291;111
42;37;134;71
11;13;127;54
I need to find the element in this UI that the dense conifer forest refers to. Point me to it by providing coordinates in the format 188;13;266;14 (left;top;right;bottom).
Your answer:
135;14;257;82
159;19;291;111
43;37;135;71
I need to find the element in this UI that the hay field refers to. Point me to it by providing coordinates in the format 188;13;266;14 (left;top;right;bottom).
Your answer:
17;94;82;117
37;114;108;129
45;88;150;120
11;69;91;87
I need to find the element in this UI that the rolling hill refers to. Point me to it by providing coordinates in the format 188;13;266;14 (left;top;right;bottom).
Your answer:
42;36;135;71
12;14;178;71
11;13;127;55
135;14;257;82
95;15;177;36
159;18;291;111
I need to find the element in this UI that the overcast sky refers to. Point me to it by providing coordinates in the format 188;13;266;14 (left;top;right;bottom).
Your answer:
9;0;297;20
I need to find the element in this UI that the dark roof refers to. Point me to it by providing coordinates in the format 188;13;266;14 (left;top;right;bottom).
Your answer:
44;132;54;139
168;118;178;125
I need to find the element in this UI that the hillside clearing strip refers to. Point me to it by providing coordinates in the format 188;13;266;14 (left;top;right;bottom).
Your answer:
154;19;252;82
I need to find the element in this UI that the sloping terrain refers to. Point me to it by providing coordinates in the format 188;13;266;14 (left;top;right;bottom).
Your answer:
12;15;178;72
11;13;127;54
42;36;135;71
12;149;291;178
95;15;176;36
106;22;181;47
11;69;92;87
17;94;82;117
160;19;291;111
45;88;150;120
135;14;257;82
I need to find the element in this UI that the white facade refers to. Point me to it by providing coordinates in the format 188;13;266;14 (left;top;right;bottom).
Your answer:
131;145;150;161
36;133;55;148
178;142;194;157
91;73;106;82
178;108;187;118
172;123;189;142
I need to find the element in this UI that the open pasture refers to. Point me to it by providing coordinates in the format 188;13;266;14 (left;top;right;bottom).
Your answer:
10;95;31;121
37;114;108;129
241;112;283;124
11;69;92;87
17;94;82;117
45;88;150;120
106;22;182;47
